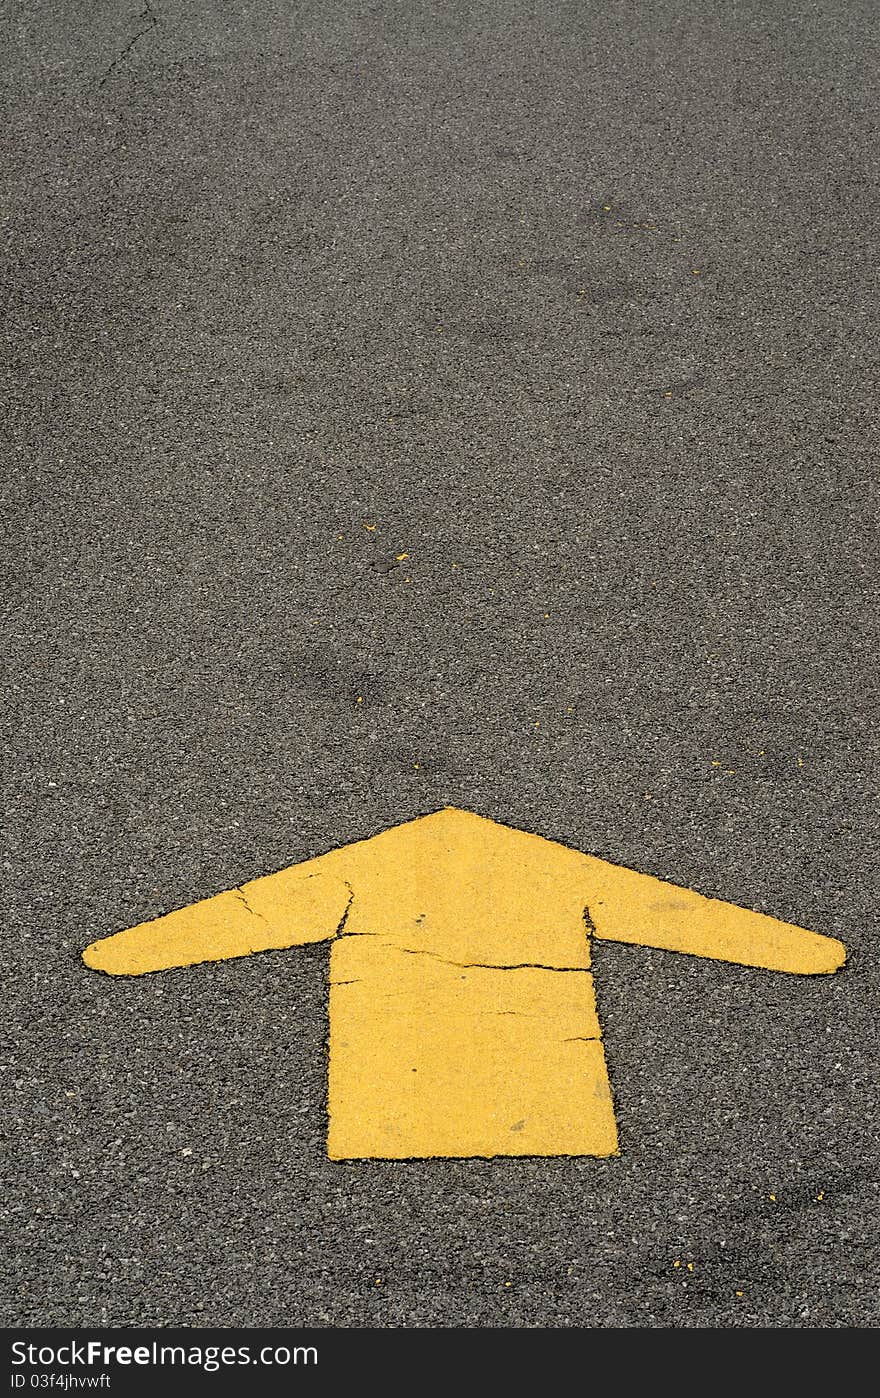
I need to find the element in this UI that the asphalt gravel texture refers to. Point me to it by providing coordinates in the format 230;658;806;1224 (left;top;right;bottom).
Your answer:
3;0;879;1330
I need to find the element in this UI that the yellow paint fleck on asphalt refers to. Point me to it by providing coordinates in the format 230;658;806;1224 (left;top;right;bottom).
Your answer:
396;552;409;561
769;1194;777;1202
364;523;377;531
83;808;847;1160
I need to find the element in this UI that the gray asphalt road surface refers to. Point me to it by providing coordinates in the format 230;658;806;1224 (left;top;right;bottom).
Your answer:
3;0;879;1327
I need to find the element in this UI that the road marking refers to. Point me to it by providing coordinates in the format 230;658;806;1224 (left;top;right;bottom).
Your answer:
83;807;846;1159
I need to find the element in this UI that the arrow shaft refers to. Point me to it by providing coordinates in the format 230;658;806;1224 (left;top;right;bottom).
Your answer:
326;937;617;1160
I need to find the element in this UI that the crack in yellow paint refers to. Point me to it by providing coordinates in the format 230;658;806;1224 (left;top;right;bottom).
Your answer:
82;808;846;1160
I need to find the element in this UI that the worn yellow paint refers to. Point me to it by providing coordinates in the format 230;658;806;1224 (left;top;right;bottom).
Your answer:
82;808;846;1160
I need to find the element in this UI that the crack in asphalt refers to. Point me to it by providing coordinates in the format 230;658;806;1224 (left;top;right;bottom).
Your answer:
99;0;158;89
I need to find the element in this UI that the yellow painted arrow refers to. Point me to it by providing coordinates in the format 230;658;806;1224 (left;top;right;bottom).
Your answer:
83;808;846;1160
